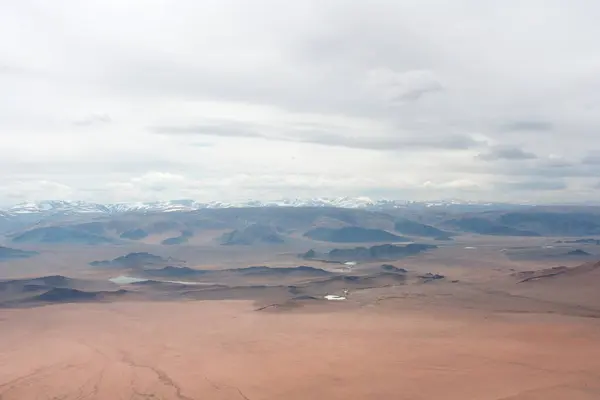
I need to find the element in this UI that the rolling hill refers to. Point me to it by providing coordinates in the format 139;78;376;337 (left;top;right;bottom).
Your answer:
0;246;38;261
220;224;284;245
303;227;409;243
394;218;453;238
11;226;115;245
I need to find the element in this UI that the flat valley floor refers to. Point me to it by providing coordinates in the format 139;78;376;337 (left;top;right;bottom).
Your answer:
1;300;600;400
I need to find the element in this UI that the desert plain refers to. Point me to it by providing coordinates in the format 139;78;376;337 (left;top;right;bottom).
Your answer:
2;206;600;399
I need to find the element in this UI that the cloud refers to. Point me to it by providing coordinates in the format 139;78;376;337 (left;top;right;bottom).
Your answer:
365;68;444;103
422;179;481;190
0;64;24;74
3;180;75;202
500;121;553;132
151;124;259;138
73;113;112;126
151;122;483;151
582;152;600;165
2;1;600;204
494;180;568;191
477;146;537;161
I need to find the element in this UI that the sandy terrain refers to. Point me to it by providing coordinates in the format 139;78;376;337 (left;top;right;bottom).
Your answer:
1;300;600;400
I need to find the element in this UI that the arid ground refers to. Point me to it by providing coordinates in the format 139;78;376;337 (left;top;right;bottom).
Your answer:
3;206;600;399
1;299;600;400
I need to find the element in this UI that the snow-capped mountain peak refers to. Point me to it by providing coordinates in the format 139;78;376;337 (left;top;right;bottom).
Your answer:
0;198;519;217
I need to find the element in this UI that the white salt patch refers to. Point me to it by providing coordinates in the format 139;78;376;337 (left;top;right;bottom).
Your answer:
109;276;148;284
162;280;210;285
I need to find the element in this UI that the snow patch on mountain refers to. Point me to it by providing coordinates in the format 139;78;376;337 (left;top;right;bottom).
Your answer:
1;198;525;217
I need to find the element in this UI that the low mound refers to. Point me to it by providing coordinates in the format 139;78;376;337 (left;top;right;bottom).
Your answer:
33;288;127;303
11;226;114;245
143;266;207;278
326;243;437;261
300;273;408;294
0;275;121;306
446;218;540;237
515;261;600;283
120;229;149;240
220;224;284;245
304;227;409;243
418;273;445;283
142;265;331;279
566;249;591;257
235;266;331;276
557;238;600;245
394;218;452;238
90;252;174;268
0;246;38;261
161;230;193;245
380;264;408;273
0;275;114;292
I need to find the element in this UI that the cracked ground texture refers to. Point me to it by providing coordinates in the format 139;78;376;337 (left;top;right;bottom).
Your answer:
1;300;600;400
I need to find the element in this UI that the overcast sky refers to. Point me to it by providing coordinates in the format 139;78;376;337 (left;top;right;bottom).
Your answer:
2;0;600;205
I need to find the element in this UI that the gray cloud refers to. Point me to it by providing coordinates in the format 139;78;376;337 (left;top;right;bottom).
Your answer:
500;120;553;132
494;180;568;191
477;146;537;161
152;123;482;151
151;124;260;138
2;1;600;204
0;64;23;74
73;113;112;127
470;157;600;179
582;152;600;165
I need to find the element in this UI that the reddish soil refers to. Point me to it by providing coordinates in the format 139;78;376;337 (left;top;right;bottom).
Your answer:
1;300;600;400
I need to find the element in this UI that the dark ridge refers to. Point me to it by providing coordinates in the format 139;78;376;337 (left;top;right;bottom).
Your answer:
557;238;600;245
0;246;38;261
0;275;73;290
234;265;331;275
89;260;111;267
90;252;170;268
394;218;452;238
516;261;600;283
301;249;316;259
11;226;114;245
446;218;540;237
303;226;409;243
434;236;453;241
380;264;408;273
566;249;591;256
292;295;320;301
220;224;284;245
27;275;72;287
143;266;207;277
498;211;600;236
326;243;437;261
33;288;127;303
0;275;117;294
120;228;149;240
308;272;408;288
161;230;193;245
142;265;331;278
418;273;445;283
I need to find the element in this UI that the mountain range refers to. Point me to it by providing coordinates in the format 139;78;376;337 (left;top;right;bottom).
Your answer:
0;198;528;217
